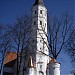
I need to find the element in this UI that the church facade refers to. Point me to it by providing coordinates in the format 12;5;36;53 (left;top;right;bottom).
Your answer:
3;0;60;75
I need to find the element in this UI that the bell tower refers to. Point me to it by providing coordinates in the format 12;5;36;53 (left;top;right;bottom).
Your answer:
31;0;49;54
28;0;50;75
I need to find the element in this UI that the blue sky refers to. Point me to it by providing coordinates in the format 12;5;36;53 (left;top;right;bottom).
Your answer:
0;0;75;74
0;0;74;25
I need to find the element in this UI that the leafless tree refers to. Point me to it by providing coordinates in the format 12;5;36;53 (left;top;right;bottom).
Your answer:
0;14;31;75
0;24;3;34
0;24;11;75
48;13;74;59
66;30;75;65
0;12;74;74
38;12;74;60
6;14;31;75
0;24;5;75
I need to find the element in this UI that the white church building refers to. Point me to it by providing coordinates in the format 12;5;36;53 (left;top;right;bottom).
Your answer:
3;0;60;75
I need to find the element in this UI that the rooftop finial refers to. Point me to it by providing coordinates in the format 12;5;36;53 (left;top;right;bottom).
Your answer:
33;0;44;6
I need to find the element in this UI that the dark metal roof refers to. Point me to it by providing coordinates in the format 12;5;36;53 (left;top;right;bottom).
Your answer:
33;0;44;6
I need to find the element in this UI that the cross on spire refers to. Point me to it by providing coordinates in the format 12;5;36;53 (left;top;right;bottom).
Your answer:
33;0;44;6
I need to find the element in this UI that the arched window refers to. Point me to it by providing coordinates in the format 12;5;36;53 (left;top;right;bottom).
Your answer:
39;71;44;75
40;21;42;25
40;10;42;14
35;10;36;14
34;21;36;25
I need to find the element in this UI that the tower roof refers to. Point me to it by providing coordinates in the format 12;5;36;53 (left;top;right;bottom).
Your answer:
33;0;44;6
4;51;17;64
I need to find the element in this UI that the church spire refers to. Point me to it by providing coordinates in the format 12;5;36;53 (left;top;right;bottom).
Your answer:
33;0;44;6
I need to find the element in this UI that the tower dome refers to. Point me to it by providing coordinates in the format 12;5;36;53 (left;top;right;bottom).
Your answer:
33;0;44;6
49;58;57;63
48;58;60;75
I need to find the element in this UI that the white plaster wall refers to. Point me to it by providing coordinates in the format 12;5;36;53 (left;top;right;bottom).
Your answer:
36;53;50;75
49;63;60;75
38;5;47;20
37;5;48;55
28;4;50;75
31;4;48;52
29;68;35;75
